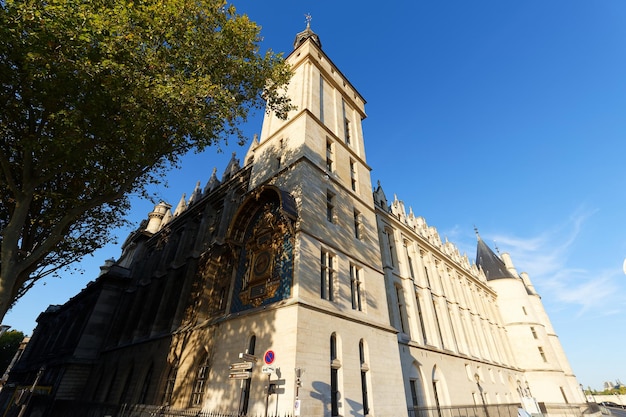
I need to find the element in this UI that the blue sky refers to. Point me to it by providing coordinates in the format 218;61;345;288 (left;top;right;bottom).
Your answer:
5;0;626;391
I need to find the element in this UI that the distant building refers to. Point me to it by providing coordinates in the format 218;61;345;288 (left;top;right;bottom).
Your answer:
2;23;590;417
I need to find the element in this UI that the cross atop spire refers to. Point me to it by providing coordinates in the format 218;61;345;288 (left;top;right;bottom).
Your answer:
294;14;322;49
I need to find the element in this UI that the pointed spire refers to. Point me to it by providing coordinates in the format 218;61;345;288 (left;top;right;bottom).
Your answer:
161;208;172;228
222;152;241;181
204;168;220;194
373;180;388;208
173;193;187;216
294;14;322;49
188;181;202;205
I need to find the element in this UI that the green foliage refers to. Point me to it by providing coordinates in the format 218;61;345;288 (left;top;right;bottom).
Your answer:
0;330;25;375
0;0;294;319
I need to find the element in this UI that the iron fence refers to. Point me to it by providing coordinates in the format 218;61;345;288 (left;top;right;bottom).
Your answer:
117;404;293;417
408;404;520;417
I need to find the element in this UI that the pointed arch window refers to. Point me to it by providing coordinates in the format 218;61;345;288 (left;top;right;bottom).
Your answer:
190;353;210;406
330;333;341;416
359;340;370;415
350;264;363;311
162;362;178;405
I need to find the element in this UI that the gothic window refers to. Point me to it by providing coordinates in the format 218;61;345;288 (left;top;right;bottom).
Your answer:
320;75;325;123
190;354;210;406
342;99;351;144
353;209;361;239
326;139;334;172
330;333;341;416
432;295;445;348
321;250;336;301
350;159;358;191
139;363;153;404
163;363;178;405
385;229;397;267
415;290;428;344
359;340;370;415
326;191;335;223
410;379;420;407
405;241;415;279
395;285;408;334
538;347;547;362
350;264;363;311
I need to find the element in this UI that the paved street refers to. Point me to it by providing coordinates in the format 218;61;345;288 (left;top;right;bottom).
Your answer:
605;405;626;417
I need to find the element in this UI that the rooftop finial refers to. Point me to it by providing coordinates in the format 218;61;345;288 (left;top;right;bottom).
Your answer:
474;225;480;239
294;13;322;49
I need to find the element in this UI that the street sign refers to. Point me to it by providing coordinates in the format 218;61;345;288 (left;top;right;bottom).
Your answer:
262;365;276;374
264;350;275;365
229;361;253;371
229;371;251;380
239;352;259;362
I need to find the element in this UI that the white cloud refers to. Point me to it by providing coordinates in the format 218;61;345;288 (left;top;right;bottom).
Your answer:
481;208;622;317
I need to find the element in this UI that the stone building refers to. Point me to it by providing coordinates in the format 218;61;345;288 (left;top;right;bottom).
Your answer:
2;23;589;417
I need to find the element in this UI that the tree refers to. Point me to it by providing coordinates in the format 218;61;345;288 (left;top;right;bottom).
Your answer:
0;0;294;322
0;330;25;376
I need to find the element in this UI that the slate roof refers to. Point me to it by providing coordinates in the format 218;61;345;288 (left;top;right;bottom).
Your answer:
475;237;518;281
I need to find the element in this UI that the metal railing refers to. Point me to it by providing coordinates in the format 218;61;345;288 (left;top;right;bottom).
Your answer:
408;404;520;417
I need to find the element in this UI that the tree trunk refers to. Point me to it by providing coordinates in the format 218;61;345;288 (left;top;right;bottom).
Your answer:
0;271;18;324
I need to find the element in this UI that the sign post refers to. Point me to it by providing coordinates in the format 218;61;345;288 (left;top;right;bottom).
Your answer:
263;350;276;417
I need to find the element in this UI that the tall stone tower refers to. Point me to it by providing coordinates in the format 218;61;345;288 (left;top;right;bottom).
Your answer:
197;21;407;416
476;235;585;406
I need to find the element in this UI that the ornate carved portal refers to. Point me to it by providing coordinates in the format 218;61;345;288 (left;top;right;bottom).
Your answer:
238;203;291;307
222;193;293;312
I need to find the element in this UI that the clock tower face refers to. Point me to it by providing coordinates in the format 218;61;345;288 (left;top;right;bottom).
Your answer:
253;251;271;277
230;191;296;313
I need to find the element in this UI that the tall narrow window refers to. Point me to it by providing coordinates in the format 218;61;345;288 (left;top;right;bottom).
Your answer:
530;327;538;339
559;387;569;404
410;379;420;407
538;347;547;362
326;139;334;172
240;336;256;415
190;354;210;406
395;285;407;333
432;295;445;348
319;75;325;123
321;250;335;301
353;209;361;239
330;334;340;416
350;159;358;191
359;340;370;415
385;229;396;267
342;99;351;144
415;291;428;344
276;139;284;169
163;363;178;405
405;242;415;279
139;364;153;404
350;264;363;311
326;191;335;223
